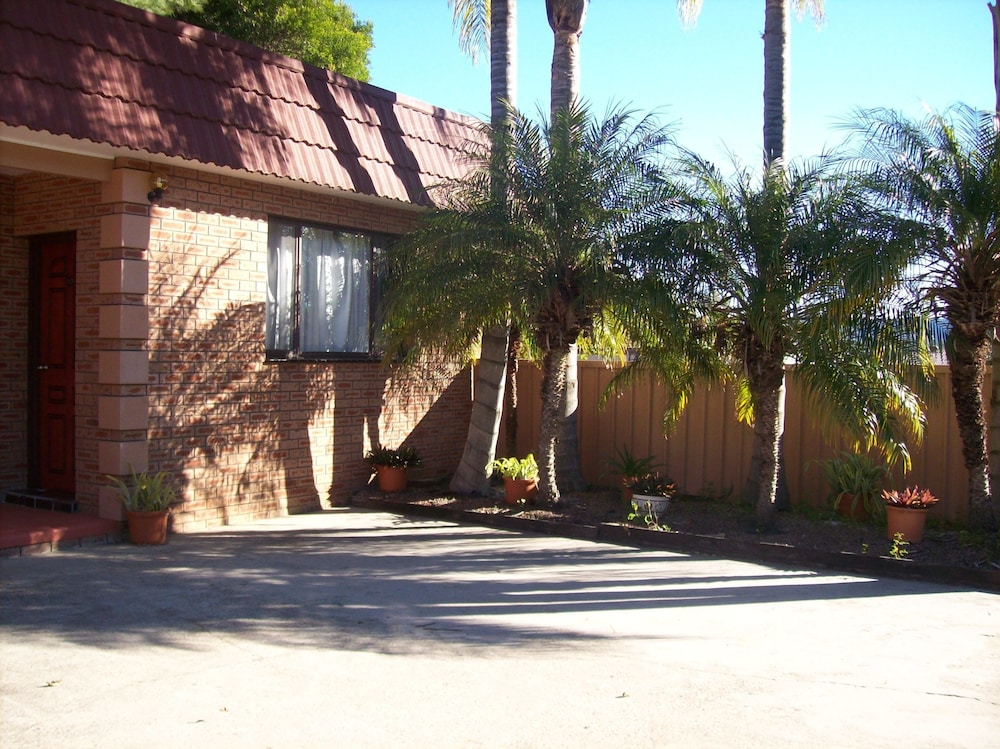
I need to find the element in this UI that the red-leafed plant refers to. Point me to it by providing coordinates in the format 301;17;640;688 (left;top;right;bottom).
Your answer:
882;487;939;509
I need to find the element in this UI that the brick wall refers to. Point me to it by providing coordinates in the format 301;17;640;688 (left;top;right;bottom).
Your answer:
3;165;472;530
146;166;471;531
5;174;104;510
0;177;28;488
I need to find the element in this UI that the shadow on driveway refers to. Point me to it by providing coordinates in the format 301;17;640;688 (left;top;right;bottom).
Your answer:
0;508;947;655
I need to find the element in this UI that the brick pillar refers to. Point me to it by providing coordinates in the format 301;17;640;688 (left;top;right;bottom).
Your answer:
96;161;151;520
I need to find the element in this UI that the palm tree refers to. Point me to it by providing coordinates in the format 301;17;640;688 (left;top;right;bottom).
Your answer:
677;0;823;507
546;0;590;491
632;149;931;529
380;103;680;505
851;104;1000;532
447;0;518;495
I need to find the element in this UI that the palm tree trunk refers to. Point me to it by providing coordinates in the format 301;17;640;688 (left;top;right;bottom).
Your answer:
740;378;790;510
538;344;570;504
992;2;1000;114
450;0;517;494
743;0;790;512
546;0;586;117
491;0;516;127
987;1;1000;525
450;326;509;494
505;329;521;456
762;0;789;164
555;344;587;491
950;333;997;531
546;0;589;493
747;352;786;529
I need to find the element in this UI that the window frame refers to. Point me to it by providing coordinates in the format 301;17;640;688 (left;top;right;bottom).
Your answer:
265;216;388;363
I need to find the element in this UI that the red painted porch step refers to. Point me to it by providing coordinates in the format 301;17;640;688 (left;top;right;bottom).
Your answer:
0;504;122;556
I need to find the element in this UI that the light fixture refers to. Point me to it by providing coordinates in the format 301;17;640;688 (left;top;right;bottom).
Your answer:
148;175;167;203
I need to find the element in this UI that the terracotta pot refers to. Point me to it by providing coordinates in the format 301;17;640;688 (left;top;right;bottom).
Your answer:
503;477;537;505
622;478;634;503
125;509;169;545
835;493;868;521
376;466;408;493
885;505;929;543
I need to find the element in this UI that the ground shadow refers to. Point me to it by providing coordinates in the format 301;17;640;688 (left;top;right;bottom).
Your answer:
0;510;951;657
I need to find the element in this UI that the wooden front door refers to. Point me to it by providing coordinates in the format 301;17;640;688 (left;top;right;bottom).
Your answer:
31;234;76;492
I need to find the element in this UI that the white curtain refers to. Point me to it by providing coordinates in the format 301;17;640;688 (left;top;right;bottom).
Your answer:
266;223;297;352
300;228;370;353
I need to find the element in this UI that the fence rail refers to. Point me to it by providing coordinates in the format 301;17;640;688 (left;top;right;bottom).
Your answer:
507;362;975;523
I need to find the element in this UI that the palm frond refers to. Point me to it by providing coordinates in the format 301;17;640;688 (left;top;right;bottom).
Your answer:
450;0;490;63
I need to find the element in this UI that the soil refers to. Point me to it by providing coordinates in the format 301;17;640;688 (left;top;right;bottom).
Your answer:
355;482;1000;573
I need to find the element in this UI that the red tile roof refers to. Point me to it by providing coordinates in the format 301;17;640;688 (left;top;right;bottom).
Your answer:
0;0;484;206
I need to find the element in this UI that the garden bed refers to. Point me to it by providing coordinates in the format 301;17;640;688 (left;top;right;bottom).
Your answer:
351;483;1000;591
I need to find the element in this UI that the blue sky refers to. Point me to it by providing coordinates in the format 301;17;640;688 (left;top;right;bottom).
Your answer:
350;0;991;164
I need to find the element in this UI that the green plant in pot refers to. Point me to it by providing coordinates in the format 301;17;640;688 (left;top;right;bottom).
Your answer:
625;472;676;524
491;454;539;505
107;468;176;545
365;444;421;492
607;445;661;501
820;451;888;521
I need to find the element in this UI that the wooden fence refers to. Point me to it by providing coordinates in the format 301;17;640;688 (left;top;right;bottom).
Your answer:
507;362;976;523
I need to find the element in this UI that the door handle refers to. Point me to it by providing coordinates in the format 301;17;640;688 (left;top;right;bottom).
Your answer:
36;365;49;370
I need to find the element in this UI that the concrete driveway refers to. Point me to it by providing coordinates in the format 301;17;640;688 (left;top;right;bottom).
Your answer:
1;508;998;748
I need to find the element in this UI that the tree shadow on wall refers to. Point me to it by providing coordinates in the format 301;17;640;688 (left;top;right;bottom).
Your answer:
149;247;473;522
368;358;474;485
149;248;355;524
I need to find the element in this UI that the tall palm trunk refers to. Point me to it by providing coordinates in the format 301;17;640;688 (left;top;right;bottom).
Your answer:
992;2;1000;115
762;0;789;165
450;0;517;494
986;0;1000;524
546;0;589;493
546;0;585;116
951;331;996;530
492;0;522;459
748;0;793;511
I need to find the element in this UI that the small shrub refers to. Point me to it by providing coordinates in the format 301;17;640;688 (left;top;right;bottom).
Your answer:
365;445;422;469
491;454;539;481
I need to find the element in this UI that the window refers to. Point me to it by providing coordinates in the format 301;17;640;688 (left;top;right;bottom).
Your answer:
266;218;386;360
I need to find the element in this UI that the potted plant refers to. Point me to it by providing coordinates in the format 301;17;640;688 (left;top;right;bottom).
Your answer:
820;452;888;521
625;472;676;523
608;445;661;501
107;468;176;545
491;454;539;505
365;444;421;492
882;487;939;543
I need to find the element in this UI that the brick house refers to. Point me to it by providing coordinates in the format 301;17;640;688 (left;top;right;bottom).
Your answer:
0;0;480;530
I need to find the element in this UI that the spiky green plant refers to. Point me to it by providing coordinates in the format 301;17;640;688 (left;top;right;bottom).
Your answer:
107;468;176;512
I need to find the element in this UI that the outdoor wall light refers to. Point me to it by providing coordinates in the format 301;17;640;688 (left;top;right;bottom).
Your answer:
148;175;167;203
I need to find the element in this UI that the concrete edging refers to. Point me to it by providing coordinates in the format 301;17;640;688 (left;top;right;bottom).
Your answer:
352;494;1000;593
